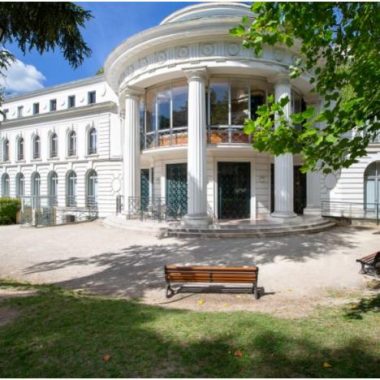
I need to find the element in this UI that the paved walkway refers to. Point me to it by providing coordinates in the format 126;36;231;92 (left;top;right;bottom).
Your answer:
0;221;378;316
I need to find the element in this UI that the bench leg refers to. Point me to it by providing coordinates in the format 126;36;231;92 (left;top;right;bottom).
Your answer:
359;263;367;274
166;284;175;298
252;284;260;300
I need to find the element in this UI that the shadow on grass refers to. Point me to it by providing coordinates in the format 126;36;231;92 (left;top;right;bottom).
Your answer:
0;285;379;377
23;227;360;298
344;293;380;320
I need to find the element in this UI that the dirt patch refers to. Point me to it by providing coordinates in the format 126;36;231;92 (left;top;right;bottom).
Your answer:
0;307;20;327
142;287;373;319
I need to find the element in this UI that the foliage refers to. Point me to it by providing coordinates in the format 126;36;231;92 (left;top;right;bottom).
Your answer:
96;67;104;75
231;3;380;172
0;197;21;224
0;2;92;107
0;281;379;377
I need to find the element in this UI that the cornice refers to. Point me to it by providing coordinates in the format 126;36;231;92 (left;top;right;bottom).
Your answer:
4;75;106;104
0;101;117;129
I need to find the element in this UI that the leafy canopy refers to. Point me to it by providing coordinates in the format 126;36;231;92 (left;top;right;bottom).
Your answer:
231;2;380;173
0;2;92;106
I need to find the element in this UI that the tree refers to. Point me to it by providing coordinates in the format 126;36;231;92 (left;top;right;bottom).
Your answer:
230;3;380;173
0;2;92;107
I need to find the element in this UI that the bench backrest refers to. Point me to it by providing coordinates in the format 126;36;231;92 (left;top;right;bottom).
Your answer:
165;265;258;283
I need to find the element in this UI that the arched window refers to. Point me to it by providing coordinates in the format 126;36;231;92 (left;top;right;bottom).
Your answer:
15;173;25;198
88;127;97;155
364;161;380;211
31;172;40;197
1;173;10;197
2;139;9;161
68;131;76;157
50;133;58;158
17;137;24;161
86;170;98;207
33;135;40;159
48;171;58;206
31;172;41;208
66;170;77;207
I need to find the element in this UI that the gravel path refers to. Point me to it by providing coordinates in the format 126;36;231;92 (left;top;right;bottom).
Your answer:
0;221;378;317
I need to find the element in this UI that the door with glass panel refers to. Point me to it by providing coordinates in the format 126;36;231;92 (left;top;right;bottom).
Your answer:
141;169;150;211
166;163;187;219
365;162;380;214
218;162;250;219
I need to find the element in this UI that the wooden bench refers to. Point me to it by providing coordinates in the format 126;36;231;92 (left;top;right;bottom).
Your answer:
356;252;380;278
164;265;260;299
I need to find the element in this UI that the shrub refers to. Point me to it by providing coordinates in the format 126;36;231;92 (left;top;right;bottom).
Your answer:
0;198;21;225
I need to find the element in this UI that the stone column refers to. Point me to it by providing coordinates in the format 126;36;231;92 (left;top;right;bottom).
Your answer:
122;86;143;214
272;75;296;218
183;67;211;227
304;97;322;215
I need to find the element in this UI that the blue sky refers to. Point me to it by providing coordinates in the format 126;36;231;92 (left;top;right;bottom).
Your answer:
1;2;197;95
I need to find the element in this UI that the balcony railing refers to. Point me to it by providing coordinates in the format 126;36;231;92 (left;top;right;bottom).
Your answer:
66;195;77;207
86;195;97;209
141;126;250;150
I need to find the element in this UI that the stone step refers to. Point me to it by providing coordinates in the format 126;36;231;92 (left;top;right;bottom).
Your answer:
167;221;336;238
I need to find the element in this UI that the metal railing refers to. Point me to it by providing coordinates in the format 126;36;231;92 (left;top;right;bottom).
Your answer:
20;195;97;227
321;201;379;225
116;194;124;214
127;196;186;221
85;195;97;209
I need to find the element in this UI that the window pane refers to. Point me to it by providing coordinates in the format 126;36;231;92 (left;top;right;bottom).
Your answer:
146;91;156;133
231;85;249;125
172;86;188;128
157;91;170;130
210;83;228;125
250;92;265;120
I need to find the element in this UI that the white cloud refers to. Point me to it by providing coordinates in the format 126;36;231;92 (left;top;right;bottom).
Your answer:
0;58;46;96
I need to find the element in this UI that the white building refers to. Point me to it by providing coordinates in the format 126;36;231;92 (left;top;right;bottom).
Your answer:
1;3;379;225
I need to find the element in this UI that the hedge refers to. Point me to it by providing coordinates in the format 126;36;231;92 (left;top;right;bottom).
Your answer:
0;198;21;225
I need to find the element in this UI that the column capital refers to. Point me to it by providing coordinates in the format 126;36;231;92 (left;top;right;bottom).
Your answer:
269;72;290;86
183;66;208;82
120;85;144;100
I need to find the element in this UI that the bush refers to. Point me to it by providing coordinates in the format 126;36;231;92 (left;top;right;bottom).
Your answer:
0;198;21;225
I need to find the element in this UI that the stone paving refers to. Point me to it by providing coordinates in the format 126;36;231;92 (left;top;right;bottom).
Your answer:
0;220;378;316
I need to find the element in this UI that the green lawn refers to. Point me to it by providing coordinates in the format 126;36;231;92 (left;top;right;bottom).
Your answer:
0;281;379;378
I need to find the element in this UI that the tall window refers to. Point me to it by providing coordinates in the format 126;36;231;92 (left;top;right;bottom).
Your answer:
68;130;76;156
144;82;188;148
17;106;23;118
31;172;40;197
250;91;266;120
88;127;97;155
66;170;77;207
50;132;58;158
231;85;249;125
88;91;96;104
33;135;40;159
33;103;39;115
17;137;24;161
50;99;57;112
1;173;10;197
3;139;9;161
209;83;229;125
15;173;24;198
48;171;58;206
86;169;98;207
364;161;380;211
68;95;76;108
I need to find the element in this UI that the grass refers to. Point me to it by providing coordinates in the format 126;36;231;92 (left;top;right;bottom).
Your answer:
0;281;379;378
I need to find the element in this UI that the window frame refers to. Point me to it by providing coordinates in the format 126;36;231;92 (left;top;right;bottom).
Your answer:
50;99;57;112
67;130;77;157
32;135;41;160
33;103;40;115
88;91;96;105
68;95;76;108
88;127;97;155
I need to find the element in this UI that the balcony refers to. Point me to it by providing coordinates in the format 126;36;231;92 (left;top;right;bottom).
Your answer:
141;126;250;150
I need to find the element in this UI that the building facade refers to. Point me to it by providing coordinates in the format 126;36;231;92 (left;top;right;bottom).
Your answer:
1;3;379;224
